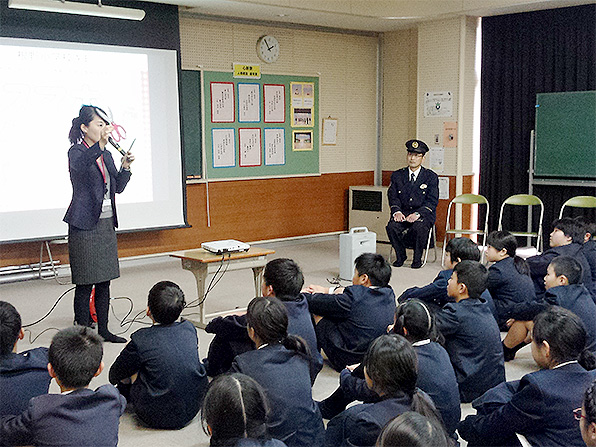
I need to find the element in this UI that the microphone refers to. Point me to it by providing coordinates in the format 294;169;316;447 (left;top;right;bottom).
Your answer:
107;136;127;157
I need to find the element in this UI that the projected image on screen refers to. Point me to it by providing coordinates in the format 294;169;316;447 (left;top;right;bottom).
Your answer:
0;38;185;243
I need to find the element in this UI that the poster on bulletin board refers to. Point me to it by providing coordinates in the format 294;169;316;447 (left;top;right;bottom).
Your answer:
202;70;319;180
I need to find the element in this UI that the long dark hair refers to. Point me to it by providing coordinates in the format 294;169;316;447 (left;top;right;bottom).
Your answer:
487;230;530;275
246;296;310;357
376;412;449;447
201;373;270;446
68;105;109;145
533;306;596;371
364;335;445;428
393;300;443;345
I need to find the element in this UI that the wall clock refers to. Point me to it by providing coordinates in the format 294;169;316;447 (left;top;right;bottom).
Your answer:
257;35;280;63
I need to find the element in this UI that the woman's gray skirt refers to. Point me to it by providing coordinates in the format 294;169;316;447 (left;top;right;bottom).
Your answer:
68;218;120;285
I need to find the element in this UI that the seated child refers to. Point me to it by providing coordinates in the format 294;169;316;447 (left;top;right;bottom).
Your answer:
324;334;445;447
304;253;395;371
1;326;126;446
527;218;594;299
435;260;505;403
0;301;51;417
485;230;536;329
376;412;450;447
580;379;596;447
318;300;461;439
577;216;596;287
231;296;324;447
503;256;596;360
109;281;208;429
459;306;596;447
201;373;288;447
205;258;322;379
398;237;497;318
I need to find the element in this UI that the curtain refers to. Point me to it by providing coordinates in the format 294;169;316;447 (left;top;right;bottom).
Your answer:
480;4;596;244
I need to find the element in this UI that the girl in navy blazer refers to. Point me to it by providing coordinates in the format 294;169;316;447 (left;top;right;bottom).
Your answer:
325;334;446;447
201;373;287;447
459;306;596;447
231;296;324;447
485;231;536;330
64;105;134;343
376;412;450;447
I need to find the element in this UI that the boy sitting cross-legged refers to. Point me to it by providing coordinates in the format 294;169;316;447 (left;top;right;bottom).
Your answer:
1;326;126;447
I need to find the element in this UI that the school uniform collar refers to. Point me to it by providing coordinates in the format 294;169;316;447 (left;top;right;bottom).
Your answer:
412;339;431;347
552;360;579;369
408;166;422;182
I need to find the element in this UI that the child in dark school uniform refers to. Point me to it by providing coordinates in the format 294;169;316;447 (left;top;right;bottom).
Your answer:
201;373;287;447
376;412;450;447
304;253;395;371
231;296;324;447
318;300;461;439
459;306;596;447
205;258;322;379
485;230;536;330
324;334;447;447
435;260;505;403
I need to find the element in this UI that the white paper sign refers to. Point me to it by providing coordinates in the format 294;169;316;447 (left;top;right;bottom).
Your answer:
438;177;450;200
239;128;261;167
424;91;453;118
211;82;235;122
429;146;444;173
264;84;285;123
212;129;235;168
264;128;285;165
238;83;260;122
322;118;337;145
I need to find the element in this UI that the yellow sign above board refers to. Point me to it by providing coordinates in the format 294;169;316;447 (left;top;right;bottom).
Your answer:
233;63;261;79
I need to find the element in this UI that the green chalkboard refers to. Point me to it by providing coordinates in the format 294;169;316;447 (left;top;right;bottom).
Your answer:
203;70;319;180
180;70;202;178
535;91;596;179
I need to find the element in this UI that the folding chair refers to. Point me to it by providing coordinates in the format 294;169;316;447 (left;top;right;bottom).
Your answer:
387;224;438;267
498;194;544;257
442;194;489;267
559;195;596;218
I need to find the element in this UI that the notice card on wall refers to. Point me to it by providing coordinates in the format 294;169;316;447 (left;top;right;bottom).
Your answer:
264;84;285;123
238;83;260;123
211;82;235;123
239;128;262;167
424;91;453;118
264;128;285;165
212;129;235;168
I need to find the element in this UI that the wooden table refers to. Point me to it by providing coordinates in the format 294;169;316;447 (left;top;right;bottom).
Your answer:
171;247;275;328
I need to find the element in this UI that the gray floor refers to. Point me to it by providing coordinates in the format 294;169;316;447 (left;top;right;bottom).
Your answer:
0;236;537;446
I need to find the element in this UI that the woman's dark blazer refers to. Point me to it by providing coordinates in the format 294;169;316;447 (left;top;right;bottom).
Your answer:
63;142;131;230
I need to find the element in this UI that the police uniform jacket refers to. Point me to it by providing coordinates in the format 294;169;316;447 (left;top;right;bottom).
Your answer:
324;392;414;447
63;142;131;230
305;285;396;370
527;243;595;300
231;344;324;447
205;295;323;381
109;319;208;429
0;348;51;417
0;384;126;447
488;257;536;328
459;362;596;447
387;166;439;222
435;297;505;403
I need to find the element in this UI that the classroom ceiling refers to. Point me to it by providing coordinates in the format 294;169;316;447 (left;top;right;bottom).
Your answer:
142;0;595;32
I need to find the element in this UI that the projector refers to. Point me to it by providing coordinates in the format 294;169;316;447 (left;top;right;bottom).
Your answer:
201;239;251;255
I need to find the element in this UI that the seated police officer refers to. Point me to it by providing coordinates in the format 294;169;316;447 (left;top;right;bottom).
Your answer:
386;139;439;269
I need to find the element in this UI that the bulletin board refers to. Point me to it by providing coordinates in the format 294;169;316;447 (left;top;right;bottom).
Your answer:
203;70;319;180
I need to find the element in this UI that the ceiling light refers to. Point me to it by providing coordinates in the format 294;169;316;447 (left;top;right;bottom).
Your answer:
8;0;146;21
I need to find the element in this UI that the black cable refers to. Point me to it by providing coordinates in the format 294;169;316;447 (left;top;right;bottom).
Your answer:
185;253;231;308
22;286;75;328
23;327;60;344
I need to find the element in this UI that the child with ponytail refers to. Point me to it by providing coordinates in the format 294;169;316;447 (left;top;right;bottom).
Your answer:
231;296;324;447
324;334;446;447
459;306;596;447
202;373;287;447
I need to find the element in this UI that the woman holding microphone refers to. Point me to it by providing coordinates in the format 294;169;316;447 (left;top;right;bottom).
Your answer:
64;105;134;343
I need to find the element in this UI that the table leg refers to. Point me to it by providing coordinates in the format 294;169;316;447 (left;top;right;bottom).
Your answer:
252;265;265;297
182;260;208;329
